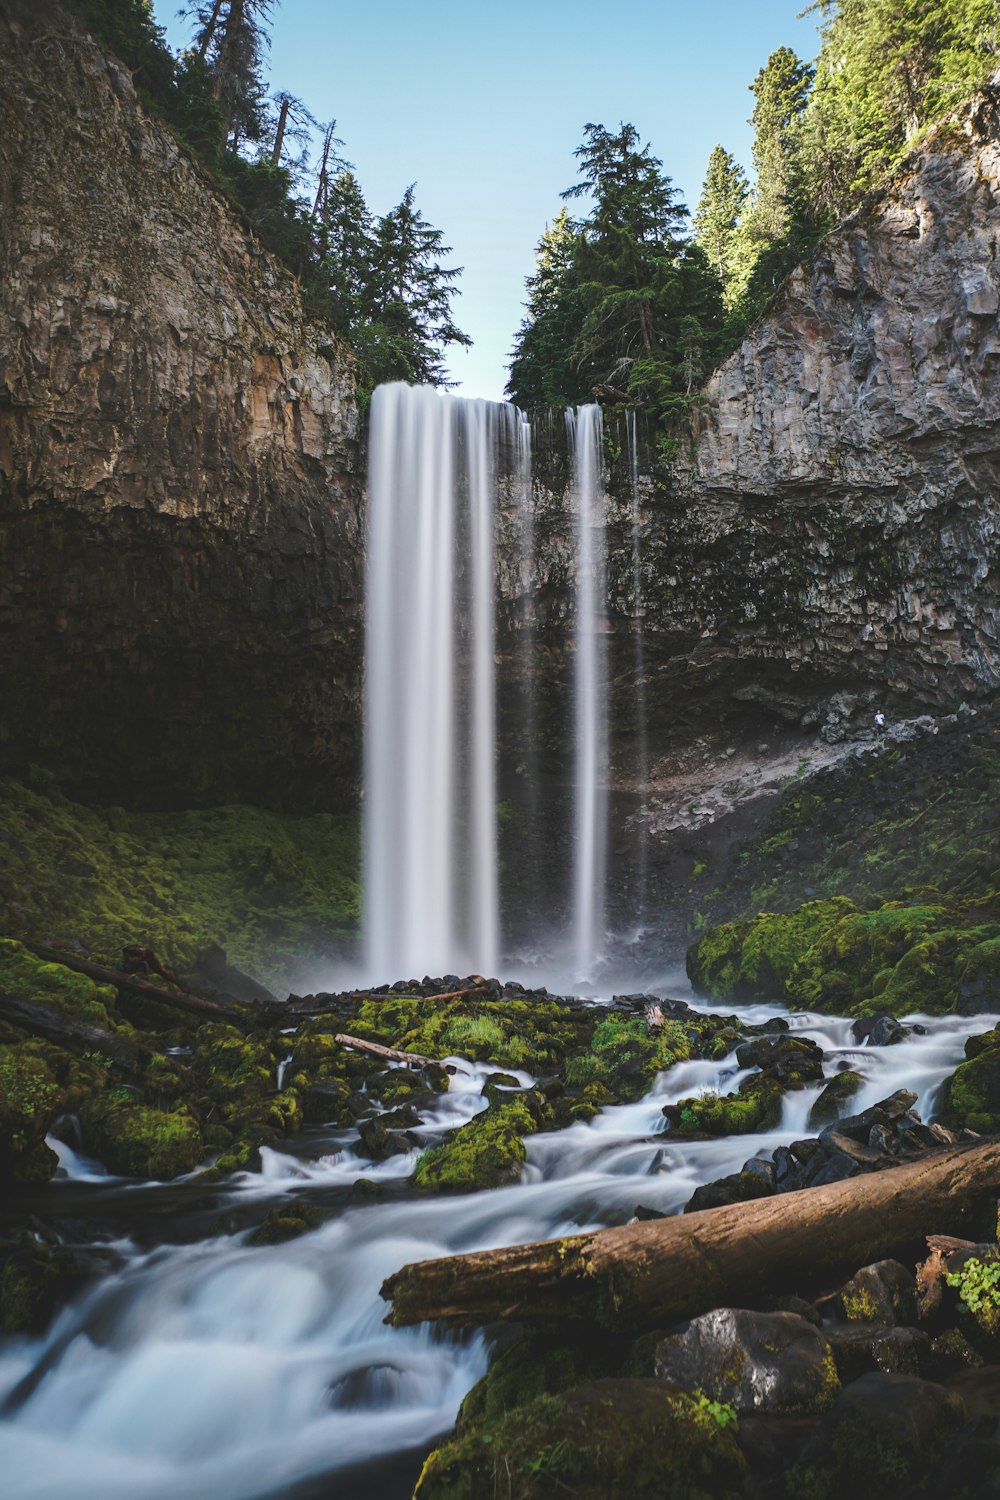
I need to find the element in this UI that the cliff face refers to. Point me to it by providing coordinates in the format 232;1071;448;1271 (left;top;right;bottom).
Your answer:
0;3;362;807
666;86;1000;721
499;87;1000;777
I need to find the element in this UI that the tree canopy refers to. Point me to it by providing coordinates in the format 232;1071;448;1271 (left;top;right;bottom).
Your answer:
506;122;724;425
64;0;469;396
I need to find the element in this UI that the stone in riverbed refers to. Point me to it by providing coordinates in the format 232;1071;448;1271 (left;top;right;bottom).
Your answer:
825;1324;929;1381
835;1260;918;1325
786;1372;966;1500
654;1308;839;1414
807;1069;865;1129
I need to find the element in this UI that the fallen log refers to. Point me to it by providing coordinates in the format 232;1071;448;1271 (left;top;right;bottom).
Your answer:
20;942;242;1024
0;989;150;1074
382;1140;1000;1333
345;983;490;1004
334;1032;458;1074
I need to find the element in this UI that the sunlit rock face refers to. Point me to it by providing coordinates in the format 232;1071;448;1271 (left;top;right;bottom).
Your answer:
672;85;1000;718
0;2;362;808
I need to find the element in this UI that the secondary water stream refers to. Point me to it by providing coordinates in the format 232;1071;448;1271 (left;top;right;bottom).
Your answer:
1;997;994;1500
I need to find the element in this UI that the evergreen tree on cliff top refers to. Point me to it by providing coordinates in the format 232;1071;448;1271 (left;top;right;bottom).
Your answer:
693;145;749;297
507;122;723;420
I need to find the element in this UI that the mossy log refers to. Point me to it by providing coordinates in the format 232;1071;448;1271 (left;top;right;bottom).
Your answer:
383;1142;1000;1333
0;989;149;1073
21;943;241;1023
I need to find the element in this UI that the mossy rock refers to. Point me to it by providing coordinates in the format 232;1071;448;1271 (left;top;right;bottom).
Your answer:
687;899;856;1003
456;1332;624;1434
785;1372;966;1500
0;1242;88;1334
664;1075;784;1138
0;1045;67;1183
939;1039;1000;1135
416;1380;747;1500
412;1098;535;1193
247;1203;323;1247
80;1092;203;1179
0;938;116;1027
786;903;956;1016
808;1070;865;1129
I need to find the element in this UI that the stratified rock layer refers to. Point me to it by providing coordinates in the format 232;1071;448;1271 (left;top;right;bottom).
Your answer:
0;2;361;807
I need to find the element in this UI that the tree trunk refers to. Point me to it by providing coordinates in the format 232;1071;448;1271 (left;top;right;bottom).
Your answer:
270;95;289;166
19;943;242;1024
0;989;149;1074
382;1141;1000;1333
334;1033;457;1074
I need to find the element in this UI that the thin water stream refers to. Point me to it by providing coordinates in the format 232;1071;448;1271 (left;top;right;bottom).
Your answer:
1;1002;994;1500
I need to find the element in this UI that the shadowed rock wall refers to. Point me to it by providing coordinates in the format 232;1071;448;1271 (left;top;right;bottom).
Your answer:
0;2;362;808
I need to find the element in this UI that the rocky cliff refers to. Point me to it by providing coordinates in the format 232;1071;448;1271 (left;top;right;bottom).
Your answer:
658;85;1000;728
0;1;362;808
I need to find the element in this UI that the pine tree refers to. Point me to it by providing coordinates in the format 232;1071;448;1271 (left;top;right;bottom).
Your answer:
693;145;749;294
506;208;588;409
317;169;374;336
362;187;471;387
184;0;275;152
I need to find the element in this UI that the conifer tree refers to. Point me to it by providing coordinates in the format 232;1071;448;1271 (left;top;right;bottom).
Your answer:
506;209;588;409
362;187;471;387
693;145;749;295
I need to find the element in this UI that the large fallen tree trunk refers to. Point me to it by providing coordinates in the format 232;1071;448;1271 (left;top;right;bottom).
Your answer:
0;989;150;1074
21;942;242;1024
383;1141;1000;1333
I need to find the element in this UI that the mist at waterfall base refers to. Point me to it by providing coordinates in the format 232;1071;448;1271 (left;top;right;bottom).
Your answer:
362;381;617;992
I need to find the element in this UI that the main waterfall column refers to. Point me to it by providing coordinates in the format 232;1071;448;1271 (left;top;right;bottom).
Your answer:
364;382;511;980
567;404;609;979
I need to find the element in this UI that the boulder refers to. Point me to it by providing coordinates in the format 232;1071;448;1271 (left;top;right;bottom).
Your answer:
807;1069;865;1129
825;1324;928;1381
835;1259;918;1325
654;1308;839;1414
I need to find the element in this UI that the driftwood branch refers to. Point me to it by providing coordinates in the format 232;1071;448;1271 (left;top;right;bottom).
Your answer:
334;1033;458;1074
0;988;149;1074
383;1141;1000;1333
19;942;241;1024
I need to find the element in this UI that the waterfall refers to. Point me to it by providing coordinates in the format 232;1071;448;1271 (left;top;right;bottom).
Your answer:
567;405;609;979
364;383;528;980
626;409;649;919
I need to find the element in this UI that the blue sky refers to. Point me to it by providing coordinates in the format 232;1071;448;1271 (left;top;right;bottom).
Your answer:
155;1;825;400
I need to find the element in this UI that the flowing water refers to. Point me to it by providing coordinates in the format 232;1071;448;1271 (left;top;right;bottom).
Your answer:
1;1001;995;1500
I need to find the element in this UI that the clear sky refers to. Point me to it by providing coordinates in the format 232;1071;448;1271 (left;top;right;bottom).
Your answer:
154;1;825;400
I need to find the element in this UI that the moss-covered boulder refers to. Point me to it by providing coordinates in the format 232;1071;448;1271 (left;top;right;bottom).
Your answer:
0;1045;67;1184
416;1380;746;1500
785;1372;966;1500
787;903;961;1015
412;1098;536;1193
808;1070;865;1128
938;1030;1000;1134
0;1241;88;1334
456;1332;625;1434
80;1091;203;1179
0;939;117;1027
663;1074;784;1138
246;1203;324;1247
687;900;856;1002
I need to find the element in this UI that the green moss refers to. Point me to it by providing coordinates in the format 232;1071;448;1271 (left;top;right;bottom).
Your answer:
456;1333;622;1433
0;1045;66;1183
412;1099;536;1193
415;1380;747;1500
0;1243;87;1334
0;939;117;1026
80;1092;203;1179
939;1048;1000;1134
688;900;856;1002
665;1075;783;1137
0;776;360;992
247;1203;323;1246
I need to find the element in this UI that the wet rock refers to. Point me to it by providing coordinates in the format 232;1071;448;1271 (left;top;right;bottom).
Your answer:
826;1325;928;1381
301;1079;352;1125
356;1117;412;1160
807;1069;865;1129
685;1167;776;1213
939;1038;1000;1134
734;1034;825;1084
786;1372;967;1499
654;1308;839;1413
851;1013;908;1046
0;1241;89;1335
835;1260;918;1325
927;1327;984;1375
247;1203;323;1246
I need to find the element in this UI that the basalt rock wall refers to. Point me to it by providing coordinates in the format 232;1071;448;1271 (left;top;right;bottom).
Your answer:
0;2;362;809
499;87;1000;766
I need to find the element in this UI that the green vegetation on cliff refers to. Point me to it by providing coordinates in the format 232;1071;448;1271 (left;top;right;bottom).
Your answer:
0;774;359;992
688;714;1000;1016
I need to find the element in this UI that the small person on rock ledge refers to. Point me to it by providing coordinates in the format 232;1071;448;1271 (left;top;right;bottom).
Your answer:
874;709;887;735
